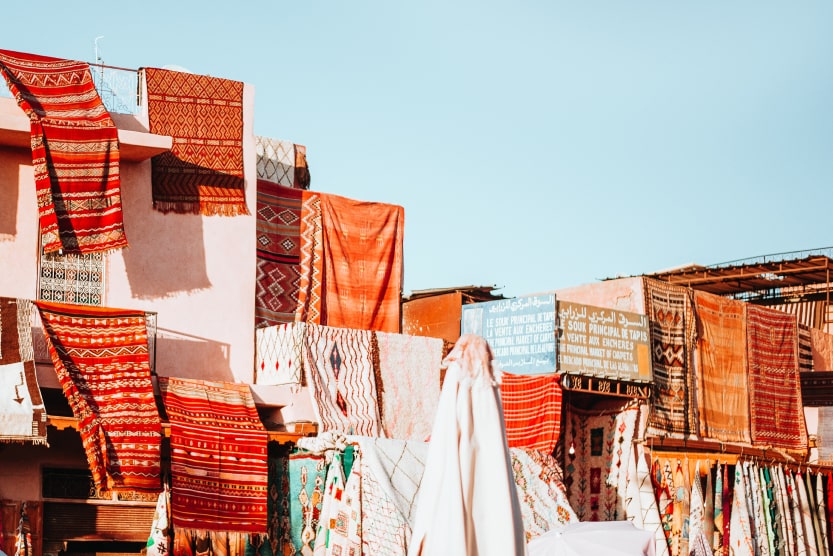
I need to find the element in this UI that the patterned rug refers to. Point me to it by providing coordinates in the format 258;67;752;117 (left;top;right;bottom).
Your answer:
622;444;669;556
509;447;578;542
255;136;310;190
159;377;267;533
36;300;161;492
144;67;247;216
256;136;296;186
348;436;430;554
255;179;303;328
563;402;639;522
318;193;404;333
644;278;695;437
301;324;381;436
0;49;127;254
745;304;808;452
374;331;443;441
0;298;47;445
500;372;563;454
296;191;323;325
692;290;751;443
255;322;305;386
288;450;328;555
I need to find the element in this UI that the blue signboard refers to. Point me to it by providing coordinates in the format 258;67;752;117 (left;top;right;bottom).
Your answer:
461;293;556;375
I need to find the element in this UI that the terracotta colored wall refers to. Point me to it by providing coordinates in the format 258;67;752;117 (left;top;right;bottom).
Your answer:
402;291;463;343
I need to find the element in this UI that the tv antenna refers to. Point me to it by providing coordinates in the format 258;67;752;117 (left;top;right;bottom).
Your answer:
94;36;104;65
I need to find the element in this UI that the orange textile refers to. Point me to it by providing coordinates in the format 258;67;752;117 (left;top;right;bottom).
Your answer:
297;192;404;333
144;67;247;216
693;290;751;444
499;372;562;454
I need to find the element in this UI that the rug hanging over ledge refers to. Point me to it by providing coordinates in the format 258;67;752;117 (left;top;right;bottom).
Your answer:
319;193;404;333
255;136;311;190
0;298;47;445
35;300;161;493
302;323;381;436
159;377;268;533
692;290;751;444
745;304;808;453
643;278;695;438
144;67;247;216
255;180;303;328
0;49;127;254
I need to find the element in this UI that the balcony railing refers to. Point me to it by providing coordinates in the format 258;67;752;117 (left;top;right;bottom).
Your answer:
0;63;140;115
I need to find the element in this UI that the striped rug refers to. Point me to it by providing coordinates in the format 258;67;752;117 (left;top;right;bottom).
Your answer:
0;49;127;254
499;372;562;454
36;300;161;493
159;377;268;533
746;304;808;453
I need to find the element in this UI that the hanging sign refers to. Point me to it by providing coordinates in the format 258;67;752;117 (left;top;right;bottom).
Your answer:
461;293;556;375
556;300;652;384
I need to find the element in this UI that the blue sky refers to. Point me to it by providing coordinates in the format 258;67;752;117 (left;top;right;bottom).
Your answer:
5;2;833;298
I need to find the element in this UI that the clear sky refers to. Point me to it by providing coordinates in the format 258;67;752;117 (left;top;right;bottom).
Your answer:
5;2;833;298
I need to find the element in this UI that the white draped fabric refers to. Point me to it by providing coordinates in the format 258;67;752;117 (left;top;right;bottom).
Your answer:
408;335;526;556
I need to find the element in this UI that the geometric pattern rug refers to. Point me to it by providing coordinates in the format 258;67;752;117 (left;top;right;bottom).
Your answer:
644;278;695;438
255;180;303;328
745;304;808;453
301;324;381;436
35;300;161;493
563;402;639;522
255;135;310;190
159;377;268;533
145;67;247;216
0;49;127;254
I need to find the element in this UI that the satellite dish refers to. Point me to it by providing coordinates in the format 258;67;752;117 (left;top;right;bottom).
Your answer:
162;64;193;74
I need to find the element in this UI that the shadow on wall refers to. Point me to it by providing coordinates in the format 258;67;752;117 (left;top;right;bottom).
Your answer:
154;328;234;382
119;162;212;299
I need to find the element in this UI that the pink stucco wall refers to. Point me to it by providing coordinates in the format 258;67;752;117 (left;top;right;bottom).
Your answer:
0;86;261;388
555;276;646;314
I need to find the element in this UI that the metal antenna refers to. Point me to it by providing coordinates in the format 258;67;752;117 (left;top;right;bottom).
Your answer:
94;36;104;64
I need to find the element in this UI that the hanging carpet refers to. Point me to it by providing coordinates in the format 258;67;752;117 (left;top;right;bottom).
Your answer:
301;323;381;436
318;192;404;333
256;136;296;187
35;300;161;493
509;447;578;542
255;179;303;328
745;304;808;453
500;372;562;454
0;49;127;254
144;67;247;216
374;331;443;441
693;290;751;444
644;278;695;438
563;402;639;522
159;377;267;533
255;322;305;386
0;297;47;445
295;191;324;325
